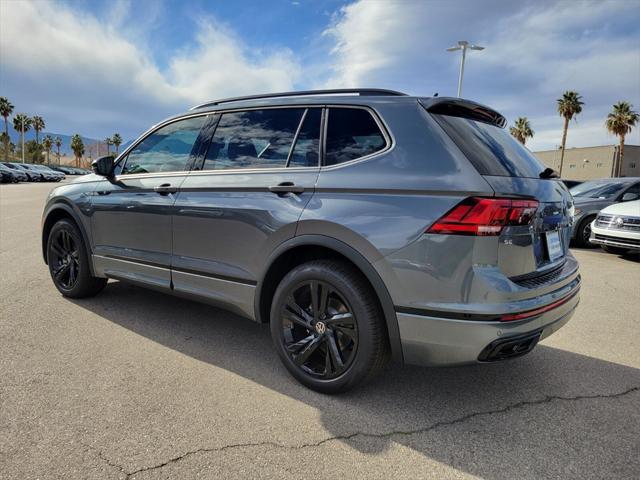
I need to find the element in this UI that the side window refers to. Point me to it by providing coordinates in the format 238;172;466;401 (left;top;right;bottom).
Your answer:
289;108;321;167
121;116;205;175
623;182;640;198
325;108;387;166
203;108;305;170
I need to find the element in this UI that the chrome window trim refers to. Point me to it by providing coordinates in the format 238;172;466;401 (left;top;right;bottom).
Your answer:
113;103;393;179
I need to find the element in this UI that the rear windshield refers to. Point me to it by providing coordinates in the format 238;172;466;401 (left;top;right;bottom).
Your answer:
432;114;546;178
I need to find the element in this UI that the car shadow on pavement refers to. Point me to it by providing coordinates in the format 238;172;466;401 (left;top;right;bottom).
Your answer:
73;281;640;479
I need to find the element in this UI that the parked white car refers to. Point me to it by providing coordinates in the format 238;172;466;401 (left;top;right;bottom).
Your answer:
590;200;640;254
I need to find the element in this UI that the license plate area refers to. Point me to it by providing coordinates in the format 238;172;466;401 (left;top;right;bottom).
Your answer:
545;230;563;261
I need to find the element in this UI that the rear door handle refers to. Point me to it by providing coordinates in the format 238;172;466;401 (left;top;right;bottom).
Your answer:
154;183;178;195
268;182;305;194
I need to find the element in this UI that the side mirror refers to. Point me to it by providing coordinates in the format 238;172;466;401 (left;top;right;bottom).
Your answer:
92;156;115;178
621;192;639;202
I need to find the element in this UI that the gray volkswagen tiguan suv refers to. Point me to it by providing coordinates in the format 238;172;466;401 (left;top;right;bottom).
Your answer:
42;89;580;393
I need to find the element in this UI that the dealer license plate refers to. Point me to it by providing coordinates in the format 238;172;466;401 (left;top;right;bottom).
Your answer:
546;230;563;261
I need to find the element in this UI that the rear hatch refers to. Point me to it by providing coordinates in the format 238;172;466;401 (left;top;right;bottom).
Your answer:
422;98;574;280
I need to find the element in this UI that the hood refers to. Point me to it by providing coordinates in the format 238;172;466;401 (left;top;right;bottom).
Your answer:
600;200;640;217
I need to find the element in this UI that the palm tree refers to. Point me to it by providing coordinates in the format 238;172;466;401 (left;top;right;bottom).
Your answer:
12;114;31;160
104;137;113;155
54;136;63;165
0;97;14;161
111;133;122;155
509;117;534;145
43;135;53;166
32;115;45;146
70;134;85;167
557;91;584;176
606;102;639;177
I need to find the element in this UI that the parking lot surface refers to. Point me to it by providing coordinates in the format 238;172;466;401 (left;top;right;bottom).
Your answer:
1;181;639;479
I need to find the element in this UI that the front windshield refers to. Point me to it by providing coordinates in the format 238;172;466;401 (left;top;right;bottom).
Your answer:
569;181;626;199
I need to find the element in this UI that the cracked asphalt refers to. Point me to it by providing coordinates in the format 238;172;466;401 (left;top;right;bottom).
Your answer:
1;181;639;479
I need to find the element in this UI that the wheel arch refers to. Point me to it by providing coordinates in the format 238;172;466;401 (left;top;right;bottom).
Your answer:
42;202;95;276
255;235;403;363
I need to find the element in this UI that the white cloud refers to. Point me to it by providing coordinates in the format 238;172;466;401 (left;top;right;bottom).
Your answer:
1;0;638;150
322;0;640;149
168;21;299;104
0;1;300;139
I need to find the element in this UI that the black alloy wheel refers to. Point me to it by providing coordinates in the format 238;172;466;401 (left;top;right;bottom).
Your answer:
47;219;107;298
280;280;358;379
270;260;389;393
49;229;80;290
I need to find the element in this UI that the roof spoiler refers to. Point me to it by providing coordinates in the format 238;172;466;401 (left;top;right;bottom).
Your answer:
419;97;507;128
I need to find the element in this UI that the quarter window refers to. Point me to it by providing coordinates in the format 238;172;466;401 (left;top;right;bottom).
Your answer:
122;116;205;175
203;108;305;170
325;108;386;166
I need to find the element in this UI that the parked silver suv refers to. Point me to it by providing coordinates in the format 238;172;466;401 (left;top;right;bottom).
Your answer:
42;89;580;392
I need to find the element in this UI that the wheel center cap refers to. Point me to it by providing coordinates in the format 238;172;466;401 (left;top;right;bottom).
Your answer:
315;321;326;335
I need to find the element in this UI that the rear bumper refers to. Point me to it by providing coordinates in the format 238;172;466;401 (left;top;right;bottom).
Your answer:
397;282;580;366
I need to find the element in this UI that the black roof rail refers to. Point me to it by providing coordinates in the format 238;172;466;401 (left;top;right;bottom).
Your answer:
190;88;409;110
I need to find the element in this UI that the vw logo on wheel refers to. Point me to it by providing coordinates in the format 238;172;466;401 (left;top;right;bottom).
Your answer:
314;321;326;335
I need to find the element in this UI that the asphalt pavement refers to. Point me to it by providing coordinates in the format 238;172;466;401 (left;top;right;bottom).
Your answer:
1;180;639;479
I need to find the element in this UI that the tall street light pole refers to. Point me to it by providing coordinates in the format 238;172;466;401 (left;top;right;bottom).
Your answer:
21;116;25;163
447;40;484;98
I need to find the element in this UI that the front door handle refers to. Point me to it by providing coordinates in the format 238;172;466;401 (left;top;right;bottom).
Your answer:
268;182;305;195
154;183;178;195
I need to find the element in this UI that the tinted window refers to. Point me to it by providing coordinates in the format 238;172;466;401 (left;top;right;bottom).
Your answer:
569;180;628;199
325;108;386;166
625;183;640;196
289;108;321;167
433;114;546;178
122;116;205;175
203;108;304;170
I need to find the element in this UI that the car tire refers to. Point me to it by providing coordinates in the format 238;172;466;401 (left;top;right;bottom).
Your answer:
46;219;107;298
602;245;629;255
574;215;596;248
270;259;389;394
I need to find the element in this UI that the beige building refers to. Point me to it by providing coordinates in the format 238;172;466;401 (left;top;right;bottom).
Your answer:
534;145;640;180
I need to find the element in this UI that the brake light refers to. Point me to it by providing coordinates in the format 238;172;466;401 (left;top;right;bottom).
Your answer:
427;197;539;236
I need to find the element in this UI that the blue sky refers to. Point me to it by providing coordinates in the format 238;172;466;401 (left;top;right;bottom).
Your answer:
1;0;639;151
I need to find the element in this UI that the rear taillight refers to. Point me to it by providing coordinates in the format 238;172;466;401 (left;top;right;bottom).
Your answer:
427;197;539;236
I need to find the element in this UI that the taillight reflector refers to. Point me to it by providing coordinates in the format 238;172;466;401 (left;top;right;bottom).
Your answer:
500;290;578;322
427;197;539;236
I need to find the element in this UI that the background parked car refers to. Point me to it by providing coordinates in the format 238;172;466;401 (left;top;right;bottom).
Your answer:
590;200;640;255
569;177;640;247
0;163;24;182
0;165;16;183
2;162;37;181
11;163;44;181
35;165;65;181
19;164;63;182
49;166;75;175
